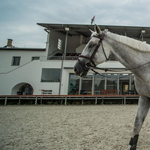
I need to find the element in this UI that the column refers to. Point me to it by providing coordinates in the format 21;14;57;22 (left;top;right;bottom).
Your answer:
129;74;132;90
117;74;119;95
105;74;107;90
92;73;95;95
79;78;82;95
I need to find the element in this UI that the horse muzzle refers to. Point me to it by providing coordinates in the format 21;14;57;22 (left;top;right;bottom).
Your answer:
74;61;89;77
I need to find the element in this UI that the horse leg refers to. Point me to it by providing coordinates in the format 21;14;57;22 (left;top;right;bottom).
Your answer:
128;96;150;150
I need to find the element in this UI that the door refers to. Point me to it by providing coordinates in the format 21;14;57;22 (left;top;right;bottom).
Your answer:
122;82;129;95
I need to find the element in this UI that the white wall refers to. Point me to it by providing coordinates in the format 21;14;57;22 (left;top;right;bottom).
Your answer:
0;50;47;73
0;60;60;95
0;58;77;95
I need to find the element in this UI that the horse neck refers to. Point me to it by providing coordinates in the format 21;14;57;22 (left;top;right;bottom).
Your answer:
105;33;150;75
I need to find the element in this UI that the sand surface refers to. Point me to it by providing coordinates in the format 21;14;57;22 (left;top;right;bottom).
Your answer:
0;105;150;150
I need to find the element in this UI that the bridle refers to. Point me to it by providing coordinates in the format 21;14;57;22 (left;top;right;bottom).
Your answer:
77;32;108;71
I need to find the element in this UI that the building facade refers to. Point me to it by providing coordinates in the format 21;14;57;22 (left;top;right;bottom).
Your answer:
0;24;150;95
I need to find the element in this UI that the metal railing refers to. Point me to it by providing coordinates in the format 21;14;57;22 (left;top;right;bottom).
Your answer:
0;95;139;105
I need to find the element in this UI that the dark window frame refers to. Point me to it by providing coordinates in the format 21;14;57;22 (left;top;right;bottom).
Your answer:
32;57;40;61
12;56;21;66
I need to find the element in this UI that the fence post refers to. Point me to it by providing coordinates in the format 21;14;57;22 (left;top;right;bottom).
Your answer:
61;97;63;105
102;97;104;105
95;96;97;105
65;96;67;105
124;96;126;105
40;97;42;105
35;96;37;105
4;97;7;105
18;97;21;105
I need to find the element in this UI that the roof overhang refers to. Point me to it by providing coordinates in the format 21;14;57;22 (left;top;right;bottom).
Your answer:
0;47;46;51
37;23;150;38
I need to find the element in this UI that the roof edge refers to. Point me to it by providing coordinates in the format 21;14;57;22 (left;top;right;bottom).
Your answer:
0;47;46;51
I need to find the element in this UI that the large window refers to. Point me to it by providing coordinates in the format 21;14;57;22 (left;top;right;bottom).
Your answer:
95;74;105;95
81;74;93;95
12;57;21;66
68;73;136;95
131;74;135;91
107;74;117;90
41;69;60;82
68;74;79;95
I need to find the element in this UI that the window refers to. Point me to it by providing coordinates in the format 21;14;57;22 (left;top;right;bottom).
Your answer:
81;74;93;95
68;74;80;95
12;57;21;66
57;39;62;50
95;74;105;95
41;69;60;82
32;57;40;61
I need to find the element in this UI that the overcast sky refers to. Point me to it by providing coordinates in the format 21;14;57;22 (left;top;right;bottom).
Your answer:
1;0;150;48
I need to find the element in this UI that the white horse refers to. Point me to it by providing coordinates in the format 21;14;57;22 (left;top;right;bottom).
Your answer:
74;24;150;150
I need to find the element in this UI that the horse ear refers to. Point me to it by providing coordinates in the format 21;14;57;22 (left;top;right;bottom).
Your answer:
94;24;101;34
89;29;94;34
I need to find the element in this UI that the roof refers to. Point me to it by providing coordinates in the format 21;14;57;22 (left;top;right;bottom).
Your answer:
37;23;150;38
0;47;46;51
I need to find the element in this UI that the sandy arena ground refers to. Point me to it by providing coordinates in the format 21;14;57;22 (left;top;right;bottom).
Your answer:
0;105;150;150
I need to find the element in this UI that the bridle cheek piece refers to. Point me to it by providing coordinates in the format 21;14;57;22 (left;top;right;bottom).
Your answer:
77;32;108;71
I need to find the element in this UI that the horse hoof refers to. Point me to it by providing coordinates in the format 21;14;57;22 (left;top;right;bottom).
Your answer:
128;134;139;150
128;145;136;150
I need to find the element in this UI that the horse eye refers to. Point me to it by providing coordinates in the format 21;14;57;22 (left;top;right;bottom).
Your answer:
89;44;95;48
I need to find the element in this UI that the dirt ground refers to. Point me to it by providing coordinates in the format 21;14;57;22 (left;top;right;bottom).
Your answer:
0;105;150;150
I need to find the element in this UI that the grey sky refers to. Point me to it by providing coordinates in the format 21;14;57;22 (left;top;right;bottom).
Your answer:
0;0;150;48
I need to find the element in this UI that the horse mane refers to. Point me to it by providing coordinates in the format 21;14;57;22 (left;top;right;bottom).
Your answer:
107;32;150;52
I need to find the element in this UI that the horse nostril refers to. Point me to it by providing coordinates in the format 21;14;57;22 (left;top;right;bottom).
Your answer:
85;62;91;68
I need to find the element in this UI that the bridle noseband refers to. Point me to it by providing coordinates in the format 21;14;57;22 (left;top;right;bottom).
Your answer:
77;32;108;71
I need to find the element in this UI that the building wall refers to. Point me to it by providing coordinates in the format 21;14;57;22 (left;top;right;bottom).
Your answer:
0;57;78;95
0;28;140;96
0;45;127;96
0;50;47;73
0;60;58;95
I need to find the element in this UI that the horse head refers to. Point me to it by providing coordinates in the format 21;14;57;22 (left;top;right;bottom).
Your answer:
74;24;111;77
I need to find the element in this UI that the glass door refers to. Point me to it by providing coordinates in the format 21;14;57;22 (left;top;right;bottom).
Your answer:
122;82;129;94
81;74;92;95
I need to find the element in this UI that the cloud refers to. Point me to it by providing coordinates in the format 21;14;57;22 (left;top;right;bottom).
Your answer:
1;0;150;48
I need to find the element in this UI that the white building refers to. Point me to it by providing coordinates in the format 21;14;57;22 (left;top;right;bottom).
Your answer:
0;24;149;95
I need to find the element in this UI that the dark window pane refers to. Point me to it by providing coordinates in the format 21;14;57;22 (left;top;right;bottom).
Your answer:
41;69;60;82
12;57;21;66
32;57;40;60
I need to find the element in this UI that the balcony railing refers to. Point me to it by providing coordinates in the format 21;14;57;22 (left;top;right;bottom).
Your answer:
49;53;117;61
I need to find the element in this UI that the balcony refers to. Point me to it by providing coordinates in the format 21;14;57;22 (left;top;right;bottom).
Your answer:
49;53;117;61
